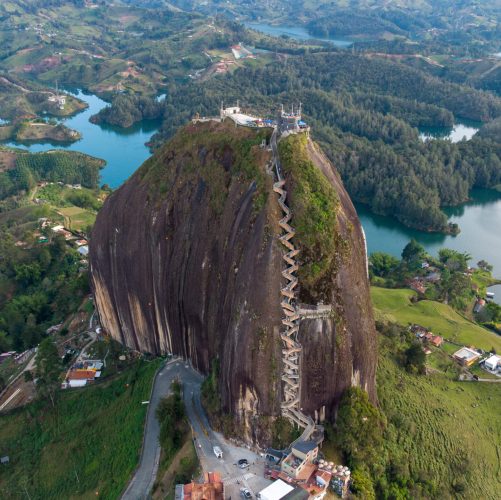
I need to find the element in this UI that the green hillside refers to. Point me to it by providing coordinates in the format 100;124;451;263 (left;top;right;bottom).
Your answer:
0;359;161;499
371;286;501;352
378;340;501;499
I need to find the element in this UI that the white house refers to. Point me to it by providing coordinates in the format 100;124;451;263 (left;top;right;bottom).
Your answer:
257;480;294;500
484;354;500;372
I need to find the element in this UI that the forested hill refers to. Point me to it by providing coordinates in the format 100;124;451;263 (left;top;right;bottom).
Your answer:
151;52;501;233
0;149;104;206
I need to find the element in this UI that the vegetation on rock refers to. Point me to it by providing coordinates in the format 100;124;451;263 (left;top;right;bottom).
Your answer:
278;133;340;302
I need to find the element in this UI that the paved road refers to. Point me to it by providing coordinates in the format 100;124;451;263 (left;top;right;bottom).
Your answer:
122;359;204;499
122;359;271;499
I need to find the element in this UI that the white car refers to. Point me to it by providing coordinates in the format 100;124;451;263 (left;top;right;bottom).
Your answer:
240;488;252;499
213;446;223;459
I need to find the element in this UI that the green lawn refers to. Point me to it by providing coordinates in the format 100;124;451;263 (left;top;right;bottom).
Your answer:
378;344;501;499
371;287;501;352
59;206;96;231
0;359;161;499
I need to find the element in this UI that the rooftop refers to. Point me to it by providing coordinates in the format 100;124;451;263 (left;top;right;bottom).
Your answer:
453;347;480;361
181;472;223;500
67;370;96;380
485;354;500;367
292;441;317;455
258;479;294;500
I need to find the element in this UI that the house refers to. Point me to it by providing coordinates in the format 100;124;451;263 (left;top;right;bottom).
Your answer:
453;347;481;366
51;225;73;240
411;324;428;337
409;278;426;294
430;336;443;347
74;239;88;247
258;480;294;500
281;441;318;480
266;448;284;464
423;332;443;347
38;217;51;228
330;466;351;498
67;370;97;387
424;272;441;283
78;245;89;256
177;472;224;500
473;298;486;314
484;354;500;372
300;469;332;500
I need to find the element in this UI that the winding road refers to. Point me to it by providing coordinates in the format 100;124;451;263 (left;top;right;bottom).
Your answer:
122;359;270;499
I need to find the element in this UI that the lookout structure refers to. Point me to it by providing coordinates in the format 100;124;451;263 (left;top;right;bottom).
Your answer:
277;104;309;135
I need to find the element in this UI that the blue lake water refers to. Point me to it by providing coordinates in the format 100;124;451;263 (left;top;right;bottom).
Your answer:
2;90;161;188
357;188;501;277
3;89;500;277
245;22;353;47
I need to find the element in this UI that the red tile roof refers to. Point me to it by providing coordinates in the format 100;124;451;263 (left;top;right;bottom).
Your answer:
68;370;96;380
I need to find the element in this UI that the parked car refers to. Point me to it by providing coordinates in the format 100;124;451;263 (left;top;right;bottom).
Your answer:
238;459;249;469
213;446;223;459
240;488;252;499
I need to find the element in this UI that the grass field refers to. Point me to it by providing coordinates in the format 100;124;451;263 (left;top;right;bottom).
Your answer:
371;287;501;352
59;206;96;231
378;343;501;499
0;359;161;499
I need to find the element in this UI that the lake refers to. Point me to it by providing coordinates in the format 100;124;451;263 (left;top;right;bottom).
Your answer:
358;188;501;278
245;22;353;48
3;89;500;278
487;284;501;305
419;120;481;143
2;90;161;188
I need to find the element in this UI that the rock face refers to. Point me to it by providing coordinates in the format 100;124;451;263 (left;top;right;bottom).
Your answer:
90;121;377;441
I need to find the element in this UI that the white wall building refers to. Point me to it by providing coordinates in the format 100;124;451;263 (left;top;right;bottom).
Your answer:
484;354;500;372
257;480;294;500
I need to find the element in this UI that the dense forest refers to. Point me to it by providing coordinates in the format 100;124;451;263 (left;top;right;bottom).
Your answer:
150;53;501;232
0;206;89;352
0;149;103;204
90;94;163;128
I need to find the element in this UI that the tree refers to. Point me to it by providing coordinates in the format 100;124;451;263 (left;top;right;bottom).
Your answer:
438;249;470;272
369;252;400;277
477;260;493;272
336;387;385;468
351;467;376;499
35;338;61;408
401;239;425;264
404;342;426;374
